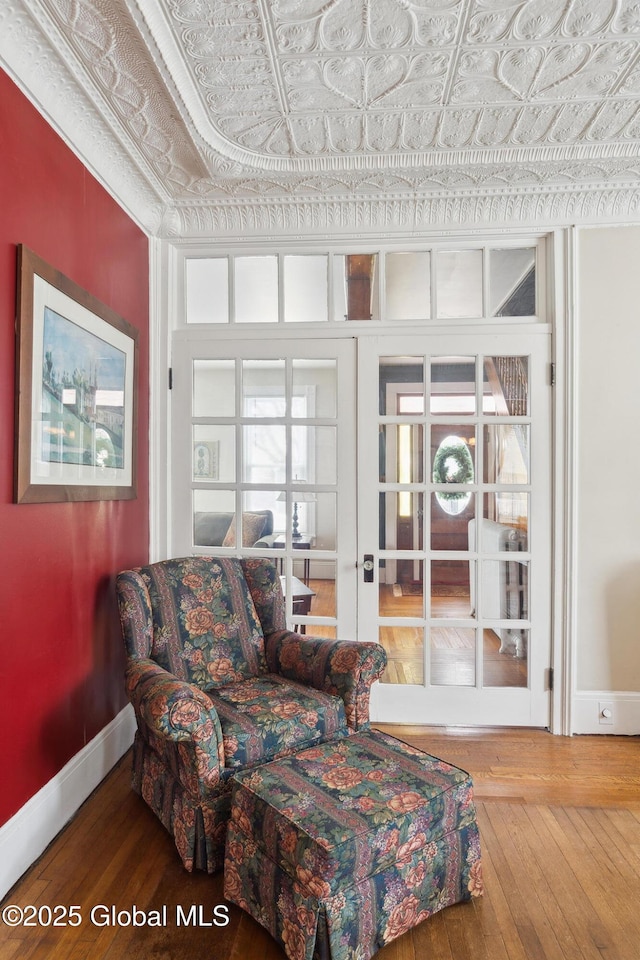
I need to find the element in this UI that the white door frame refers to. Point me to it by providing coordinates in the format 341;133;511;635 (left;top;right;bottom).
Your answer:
152;229;571;732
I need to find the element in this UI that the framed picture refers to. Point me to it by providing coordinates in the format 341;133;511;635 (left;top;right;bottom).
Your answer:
193;440;219;480
14;246;138;503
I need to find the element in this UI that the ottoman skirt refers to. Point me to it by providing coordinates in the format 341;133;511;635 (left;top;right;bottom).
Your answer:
224;731;483;960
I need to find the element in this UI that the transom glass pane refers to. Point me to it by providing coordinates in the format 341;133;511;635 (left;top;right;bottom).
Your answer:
184;243;542;327
398;395;425;415
185;258;229;324
385;252;431;320
436;250;483;319
284;256;328;323
489;248;536;317
235;256;278;323
334;254;380;321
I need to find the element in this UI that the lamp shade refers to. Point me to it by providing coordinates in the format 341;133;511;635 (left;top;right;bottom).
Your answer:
277;489;317;503
292;490;317;503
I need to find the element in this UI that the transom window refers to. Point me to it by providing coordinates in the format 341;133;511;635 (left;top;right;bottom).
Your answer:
184;245;540;325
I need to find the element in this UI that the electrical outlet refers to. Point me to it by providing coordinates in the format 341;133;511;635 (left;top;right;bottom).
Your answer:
598;701;614;725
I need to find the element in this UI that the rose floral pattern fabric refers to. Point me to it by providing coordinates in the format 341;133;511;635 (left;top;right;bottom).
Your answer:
121;556;268;688
224;730;483;960
116;557;388;873
209;674;348;769
125;658;226;797
266;631;387;732
242;558;287;636
131;733;233;873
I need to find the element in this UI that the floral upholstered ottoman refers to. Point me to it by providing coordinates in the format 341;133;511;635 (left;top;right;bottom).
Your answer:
224;730;483;960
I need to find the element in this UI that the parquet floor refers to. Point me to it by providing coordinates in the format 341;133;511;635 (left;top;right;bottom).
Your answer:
2;726;639;960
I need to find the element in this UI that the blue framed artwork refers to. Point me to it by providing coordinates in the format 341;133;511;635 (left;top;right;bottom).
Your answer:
14;246;138;502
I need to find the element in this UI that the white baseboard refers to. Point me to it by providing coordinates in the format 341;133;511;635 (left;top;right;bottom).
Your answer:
0;704;136;901
571;692;640;735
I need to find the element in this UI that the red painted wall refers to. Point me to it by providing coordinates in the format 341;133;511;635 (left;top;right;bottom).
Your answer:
0;68;149;826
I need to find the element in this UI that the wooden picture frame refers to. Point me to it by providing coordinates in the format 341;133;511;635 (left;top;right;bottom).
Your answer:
14;246;138;503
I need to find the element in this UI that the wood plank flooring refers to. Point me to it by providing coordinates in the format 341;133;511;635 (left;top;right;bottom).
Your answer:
306;580;528;687
2;727;639;960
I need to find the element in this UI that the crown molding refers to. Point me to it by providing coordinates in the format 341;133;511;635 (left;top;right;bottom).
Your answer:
165;182;640;239
2;0;640;241
0;0;165;234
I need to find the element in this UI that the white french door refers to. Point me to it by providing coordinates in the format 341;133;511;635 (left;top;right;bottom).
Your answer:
171;329;552;727
171;335;357;637
358;333;552;727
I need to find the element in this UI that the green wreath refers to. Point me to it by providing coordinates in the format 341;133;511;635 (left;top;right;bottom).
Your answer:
432;436;474;500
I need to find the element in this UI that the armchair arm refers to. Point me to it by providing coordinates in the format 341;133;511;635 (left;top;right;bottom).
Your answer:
125;659;225;771
253;534;277;548
265;631;387;732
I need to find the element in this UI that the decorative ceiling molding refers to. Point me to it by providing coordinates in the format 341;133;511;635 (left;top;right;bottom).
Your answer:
2;0;640;238
0;0;166;233
148;0;640;171
168;183;640;239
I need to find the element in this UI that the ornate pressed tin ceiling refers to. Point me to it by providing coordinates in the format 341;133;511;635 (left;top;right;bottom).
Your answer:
2;0;640;236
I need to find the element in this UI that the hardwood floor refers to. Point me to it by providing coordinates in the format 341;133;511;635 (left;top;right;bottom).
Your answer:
382;628;528;687
2;727;639;960
308;579;527;687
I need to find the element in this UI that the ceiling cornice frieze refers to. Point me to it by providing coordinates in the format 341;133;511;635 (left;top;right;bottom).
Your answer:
3;0;640;240
168;182;640;239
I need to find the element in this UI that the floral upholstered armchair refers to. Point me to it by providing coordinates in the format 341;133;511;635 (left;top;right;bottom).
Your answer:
116;556;387;873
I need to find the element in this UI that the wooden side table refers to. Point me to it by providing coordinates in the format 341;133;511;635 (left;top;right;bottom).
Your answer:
272;534;312;584
280;575;316;634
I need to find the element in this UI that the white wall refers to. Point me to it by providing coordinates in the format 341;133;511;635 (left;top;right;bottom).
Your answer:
573;226;640;733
